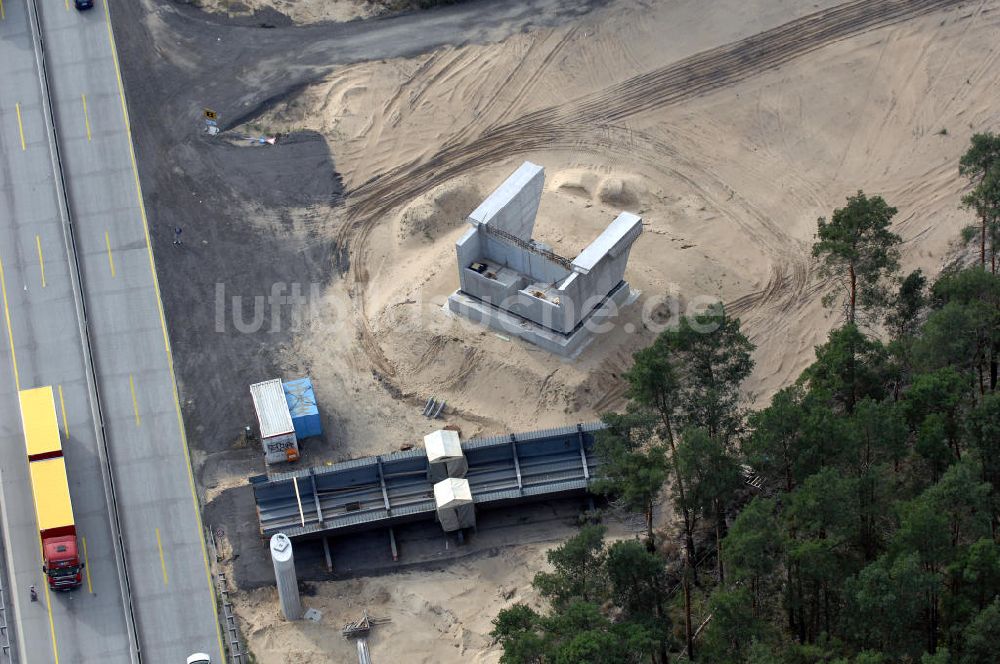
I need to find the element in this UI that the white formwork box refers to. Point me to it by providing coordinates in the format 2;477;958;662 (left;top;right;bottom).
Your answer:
434;477;476;532
251;379;299;464
424;429;468;482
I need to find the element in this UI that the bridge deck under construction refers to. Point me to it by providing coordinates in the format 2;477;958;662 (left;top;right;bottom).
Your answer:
252;422;605;540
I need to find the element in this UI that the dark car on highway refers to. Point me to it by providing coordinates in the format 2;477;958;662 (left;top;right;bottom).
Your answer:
74;0;94;10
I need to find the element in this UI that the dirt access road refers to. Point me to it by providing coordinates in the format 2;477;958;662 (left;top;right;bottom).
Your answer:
116;0;605;133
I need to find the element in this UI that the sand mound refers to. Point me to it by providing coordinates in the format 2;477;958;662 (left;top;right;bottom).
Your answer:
396;178;482;244
550;169;601;199
597;176;641;209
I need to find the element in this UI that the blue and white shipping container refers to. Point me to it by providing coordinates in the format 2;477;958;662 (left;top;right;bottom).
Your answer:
283;377;322;440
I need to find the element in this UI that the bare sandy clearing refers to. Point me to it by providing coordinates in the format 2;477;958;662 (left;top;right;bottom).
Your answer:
195;0;377;23
249;0;998;451
218;0;1000;660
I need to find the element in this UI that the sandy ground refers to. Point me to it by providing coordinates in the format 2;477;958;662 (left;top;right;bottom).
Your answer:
249;0;1000;455
195;0;377;23
114;0;999;661
219;506;660;663
233;544;545;664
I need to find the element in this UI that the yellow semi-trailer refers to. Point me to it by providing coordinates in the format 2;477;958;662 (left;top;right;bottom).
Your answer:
18;387;83;591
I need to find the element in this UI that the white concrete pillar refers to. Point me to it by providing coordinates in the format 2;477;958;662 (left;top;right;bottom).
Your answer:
270;533;301;620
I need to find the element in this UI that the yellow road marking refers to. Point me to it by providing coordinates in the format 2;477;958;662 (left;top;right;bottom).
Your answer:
1;0;5;21
103;0;226;658
82;94;92;142
58;384;69;440
36;536;61;663
42;574;59;664
15;103;25;151
129;374;141;426
0;258;19;391
105;230;116;277
82;537;93;593
66;0;69;10
36;235;46;287
156;528;169;587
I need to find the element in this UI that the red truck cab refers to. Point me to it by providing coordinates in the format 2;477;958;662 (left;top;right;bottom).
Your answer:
42;530;83;590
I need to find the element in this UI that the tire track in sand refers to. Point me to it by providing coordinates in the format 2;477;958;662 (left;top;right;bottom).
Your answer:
336;0;965;375
342;0;964;244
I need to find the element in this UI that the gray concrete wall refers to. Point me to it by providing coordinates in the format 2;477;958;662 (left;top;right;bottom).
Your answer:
510;290;567;332
556;212;642;328
458;223;634;333
447;283;633;357
558;253;630;328
482;234;569;283
571;212;643;273
555;272;587;329
452;163;643;343
468;162;544;240
456;227;482;293
462;267;526;305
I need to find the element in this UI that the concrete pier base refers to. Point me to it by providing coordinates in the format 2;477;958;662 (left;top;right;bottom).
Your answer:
447;161;643;356
270;533;302;621
447;281;635;357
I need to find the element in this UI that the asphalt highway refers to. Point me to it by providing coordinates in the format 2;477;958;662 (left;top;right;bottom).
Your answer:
0;1;135;661
1;0;225;661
